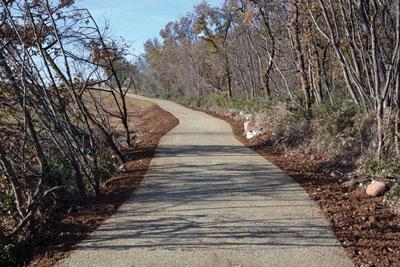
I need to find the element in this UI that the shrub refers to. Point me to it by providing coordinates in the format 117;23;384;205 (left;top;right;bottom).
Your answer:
362;159;400;177
47;156;74;188
385;184;400;215
363;159;400;177
208;92;229;110
156;90;183;100
182;93;206;107
97;148;117;184
230;96;267;113
387;184;400;200
205;92;268;113
0;239;30;267
314;100;358;137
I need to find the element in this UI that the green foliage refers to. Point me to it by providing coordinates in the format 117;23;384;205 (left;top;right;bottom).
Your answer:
313;100;358;137
181;93;206;107
156;90;183;101
0;237;31;267
229;96;267;113
97;148;116;184
275;110;310;148
363;159;400;176
207;92;229;109
0;178;15;232
293;90;305;105
205;92;268;113
291;108;309;123
167;91;269;113
47;156;74;188
0;244;12;267
47;149;116;194
0;247;7;267
363;160;385;176
386;184;400;200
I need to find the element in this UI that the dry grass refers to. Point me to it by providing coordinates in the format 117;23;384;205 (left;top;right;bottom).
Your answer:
125;97;154;110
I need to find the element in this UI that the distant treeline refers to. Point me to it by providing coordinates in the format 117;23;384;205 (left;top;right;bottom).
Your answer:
135;0;400;161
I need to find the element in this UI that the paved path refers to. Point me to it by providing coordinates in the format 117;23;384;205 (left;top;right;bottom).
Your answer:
59;95;354;267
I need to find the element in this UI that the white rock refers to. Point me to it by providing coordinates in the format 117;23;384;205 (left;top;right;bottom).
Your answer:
366;180;387;197
244;121;251;133
246;130;260;139
118;164;126;173
244;114;254;120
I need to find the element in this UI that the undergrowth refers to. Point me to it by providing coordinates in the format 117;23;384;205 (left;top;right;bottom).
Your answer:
149;89;400;205
157;91;268;114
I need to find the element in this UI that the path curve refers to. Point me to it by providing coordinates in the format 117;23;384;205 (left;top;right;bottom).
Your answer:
59;95;354;267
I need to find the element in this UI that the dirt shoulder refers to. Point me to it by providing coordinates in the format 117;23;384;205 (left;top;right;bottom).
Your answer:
28;99;178;267
201;108;400;267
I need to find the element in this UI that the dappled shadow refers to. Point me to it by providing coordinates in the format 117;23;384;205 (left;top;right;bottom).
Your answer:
317;150;361;175
72;143;342;252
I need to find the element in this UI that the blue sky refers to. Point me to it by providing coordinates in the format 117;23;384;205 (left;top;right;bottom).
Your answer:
76;0;224;55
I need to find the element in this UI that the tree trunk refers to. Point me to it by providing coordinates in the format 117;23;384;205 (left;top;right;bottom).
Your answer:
289;0;312;113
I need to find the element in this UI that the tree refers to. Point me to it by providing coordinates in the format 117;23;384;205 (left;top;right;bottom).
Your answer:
0;0;134;248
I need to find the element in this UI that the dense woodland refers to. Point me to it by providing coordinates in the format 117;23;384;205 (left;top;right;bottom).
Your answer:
137;0;400;161
1;0;400;265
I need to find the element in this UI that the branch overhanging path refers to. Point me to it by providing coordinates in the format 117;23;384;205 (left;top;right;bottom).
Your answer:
59;95;354;267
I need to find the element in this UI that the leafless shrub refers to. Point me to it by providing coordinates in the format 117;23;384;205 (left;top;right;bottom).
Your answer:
0;1;135;264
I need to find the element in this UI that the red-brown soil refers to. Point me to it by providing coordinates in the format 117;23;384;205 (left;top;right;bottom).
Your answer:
209;110;400;267
28;100;400;267
28;102;178;267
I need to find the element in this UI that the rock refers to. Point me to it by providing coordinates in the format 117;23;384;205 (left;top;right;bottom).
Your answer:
244;119;261;139
330;170;343;179
366;180;387;197
118;164;126;173
244;114;254;120
246;130;260;139
244;121;251;133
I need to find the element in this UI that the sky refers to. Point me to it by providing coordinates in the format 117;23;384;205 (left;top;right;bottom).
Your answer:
76;0;225;56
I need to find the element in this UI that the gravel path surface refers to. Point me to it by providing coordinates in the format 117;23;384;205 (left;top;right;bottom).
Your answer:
59;95;354;267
